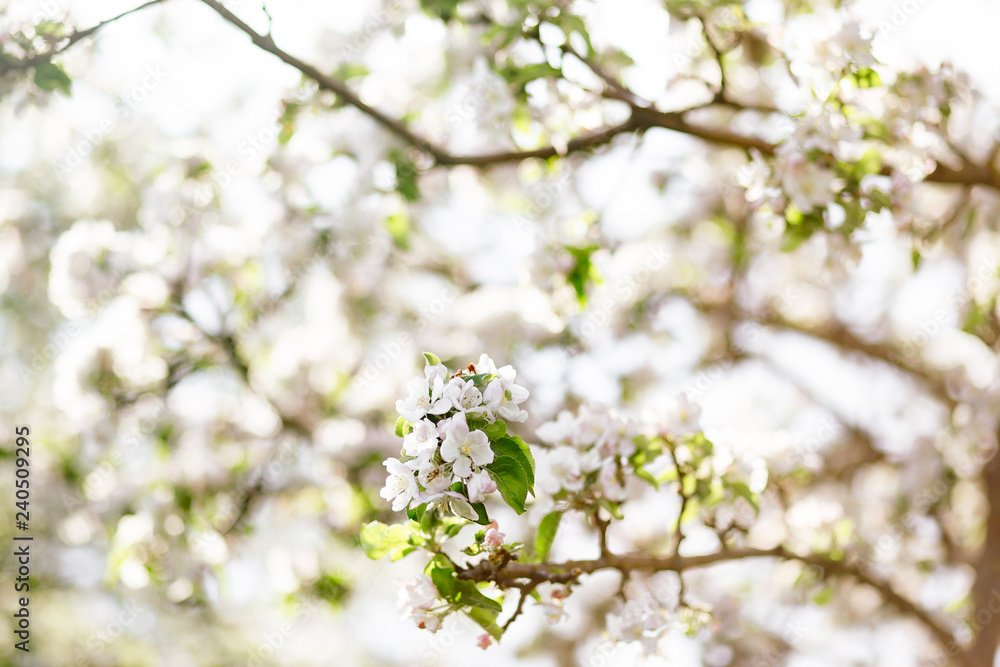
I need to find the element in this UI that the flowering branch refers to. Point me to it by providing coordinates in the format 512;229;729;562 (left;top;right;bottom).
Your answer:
0;0;169;74
456;545;967;665
195;0;998;196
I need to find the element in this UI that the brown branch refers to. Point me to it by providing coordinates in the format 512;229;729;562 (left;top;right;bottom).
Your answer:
3;0;995;194
198;3;997;191
765;314;955;408
969;441;1000;667
0;0;169;74
198;0;445;159
197;0;990;189
459;546;966;665
173;302;312;534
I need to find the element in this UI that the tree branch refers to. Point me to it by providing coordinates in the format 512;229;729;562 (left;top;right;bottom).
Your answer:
0;0;169;74
195;0;998;192
969;442;1000;667
173;302;312;534
459;545;966;665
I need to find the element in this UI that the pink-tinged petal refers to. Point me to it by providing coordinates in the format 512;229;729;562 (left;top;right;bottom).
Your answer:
452;457;472;478
440;437;461;463
406;377;429;397
482;379;502;406
447;413;469;439
508;384;529;403
428;398;451;415
471;444;494;466
425;364;448;385
385;458;410;478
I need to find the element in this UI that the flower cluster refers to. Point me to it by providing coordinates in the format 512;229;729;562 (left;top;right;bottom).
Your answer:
380;353;530;519
364;367;760;649
396;573;443;632
532;404;639;515
605;572;680;654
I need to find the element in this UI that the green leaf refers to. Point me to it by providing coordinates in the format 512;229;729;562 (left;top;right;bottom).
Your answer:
422;351;441;366
491;436;535;494
470;500;491;525
728;481;759;513
462;372;495;387
33;62;72;95
564;245;601;304
597;498;623;520
482;419;506;441
420;0;462;20
34;20;66;38
432;565;503;612
466;607;503;640
406;503;427;523
359;521;418;560
384;211;410;249
430;565;456;599
535;511;562;562
852;66;881;89
486;457;529;514
852;148;882;180
634;466;659;488
395;416;408;438
278;101;299;145
456;581;503;612
813;585;834;605
501;62;563;90
390;149;420;201
391;546;417;561
420;505;437;533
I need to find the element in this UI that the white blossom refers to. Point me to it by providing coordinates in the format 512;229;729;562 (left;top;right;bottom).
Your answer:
663;394;702;437
537;583;570;624
456;380;484;412
539;446;584;493
598;459;627;502
606;599;669;654
484;521;504;551
467;469;497;503
397;574;438;614
402;418;440;460
415;459;452;500
396;376;451;423
440;413;494;478
777;147;836;213
536;409;577;444
380;458;419;512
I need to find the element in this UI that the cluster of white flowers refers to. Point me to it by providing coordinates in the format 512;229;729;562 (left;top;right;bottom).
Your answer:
396;573;442;632
536;583;571;625
380;354;529;517
606;572;679;654
784;11;875;82
606;599;670;654
532;405;638;513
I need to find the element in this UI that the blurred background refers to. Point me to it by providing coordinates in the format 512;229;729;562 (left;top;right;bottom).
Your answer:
2;0;1000;665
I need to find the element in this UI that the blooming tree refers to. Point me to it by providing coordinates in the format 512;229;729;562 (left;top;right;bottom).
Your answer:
2;0;1000;665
